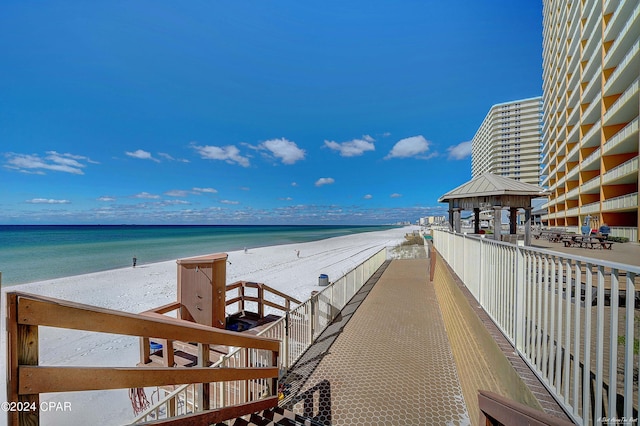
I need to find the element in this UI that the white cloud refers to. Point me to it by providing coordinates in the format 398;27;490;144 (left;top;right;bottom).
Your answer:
315;177;335;187
385;135;431;159
159;152;189;163
291;182;298;187
220;199;240;205
26;198;71;204
165;190;190;197
5;151;95;174
324;135;375;157
390;193;402;198
125;149;160;163
258;138;305;164
192;144;250;167
363;194;373;199
193;187;218;194
98;196;116;202
447;141;472;160
279;197;293;201
133;192;160;199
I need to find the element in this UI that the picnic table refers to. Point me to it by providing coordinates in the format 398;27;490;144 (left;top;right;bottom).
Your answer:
561;235;614;249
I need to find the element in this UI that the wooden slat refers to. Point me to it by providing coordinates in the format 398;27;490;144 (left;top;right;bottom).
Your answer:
225;281;244;291
262;299;290;312
18;366;279;394
225;296;243;306
6;293;19;426
261;284;302;304
12;292;279;352
141;301;181;315
478;390;574;426
145;397;278;426
17;324;39;425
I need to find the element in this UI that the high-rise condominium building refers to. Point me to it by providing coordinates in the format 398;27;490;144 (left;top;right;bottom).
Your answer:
471;97;543;185
541;0;639;242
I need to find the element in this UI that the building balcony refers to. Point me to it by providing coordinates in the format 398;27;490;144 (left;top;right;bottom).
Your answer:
581;119;602;149
603;77;639;126
581;175;601;193
565;206;579;217
556;173;567;188
603;116;638;156
581;201;601;215
602;156;639;185
566;121;579;143
567;102;580;125
567;141;580;162
582;147;601;170
567;88;580;114
581;64;602;103
567;61;581;91
604;35;640;98
581;9;602;60
603;2;640;70
581;96;602;124
565;185;580;200
566;163;580;181
602;192;638;211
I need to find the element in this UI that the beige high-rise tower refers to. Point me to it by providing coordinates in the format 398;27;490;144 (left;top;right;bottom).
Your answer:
541;0;639;242
471;97;543;185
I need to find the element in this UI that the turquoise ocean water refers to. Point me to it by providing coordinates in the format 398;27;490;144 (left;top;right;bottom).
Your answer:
0;225;396;286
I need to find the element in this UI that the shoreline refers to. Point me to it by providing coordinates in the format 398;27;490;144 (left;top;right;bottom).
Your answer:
0;225;417;425
0;224;401;287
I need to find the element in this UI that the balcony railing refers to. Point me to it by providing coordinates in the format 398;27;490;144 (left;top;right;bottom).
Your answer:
603;77;639;126
603;117;639;156
603;157;639;185
602;192;638;211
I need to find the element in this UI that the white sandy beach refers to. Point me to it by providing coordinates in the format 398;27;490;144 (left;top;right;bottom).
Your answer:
0;226;416;425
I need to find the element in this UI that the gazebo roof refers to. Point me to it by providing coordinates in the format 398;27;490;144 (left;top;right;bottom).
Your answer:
438;172;547;203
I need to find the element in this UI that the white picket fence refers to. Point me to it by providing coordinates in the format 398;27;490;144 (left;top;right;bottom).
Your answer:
433;229;640;425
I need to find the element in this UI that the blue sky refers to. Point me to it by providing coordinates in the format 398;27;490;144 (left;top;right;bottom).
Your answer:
1;1;543;225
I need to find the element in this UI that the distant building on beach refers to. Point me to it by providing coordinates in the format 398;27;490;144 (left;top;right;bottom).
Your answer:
540;0;639;243
471;96;543;186
419;216;446;226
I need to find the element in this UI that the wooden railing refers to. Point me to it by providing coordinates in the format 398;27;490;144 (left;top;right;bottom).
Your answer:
478;390;575;426
225;281;302;317
6;291;280;426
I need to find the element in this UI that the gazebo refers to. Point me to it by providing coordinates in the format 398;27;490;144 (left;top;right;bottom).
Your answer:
438;173;548;246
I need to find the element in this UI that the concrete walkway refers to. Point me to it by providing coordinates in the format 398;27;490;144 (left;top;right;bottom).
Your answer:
280;259;470;425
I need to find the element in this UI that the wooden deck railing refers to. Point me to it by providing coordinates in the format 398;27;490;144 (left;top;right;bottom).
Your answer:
6;291;280;426
225;281;302;317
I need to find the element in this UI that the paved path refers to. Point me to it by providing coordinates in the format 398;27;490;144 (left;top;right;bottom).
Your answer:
281;259;470;425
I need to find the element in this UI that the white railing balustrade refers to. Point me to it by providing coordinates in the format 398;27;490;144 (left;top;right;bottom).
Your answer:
133;246;391;423
433;229;640;425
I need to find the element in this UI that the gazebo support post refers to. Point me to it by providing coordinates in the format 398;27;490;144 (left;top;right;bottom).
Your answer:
524;207;532;246
453;208;462;233
474;208;480;234
509;207;518;235
493;206;502;241
448;207;454;232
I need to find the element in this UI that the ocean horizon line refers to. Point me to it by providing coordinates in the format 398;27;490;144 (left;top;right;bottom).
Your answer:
0;224;405;286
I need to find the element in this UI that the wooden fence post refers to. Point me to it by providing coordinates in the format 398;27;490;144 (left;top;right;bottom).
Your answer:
7;294;40;426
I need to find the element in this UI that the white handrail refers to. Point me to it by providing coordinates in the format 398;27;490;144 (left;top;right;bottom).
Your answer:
433;229;640;425
132;246;390;423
